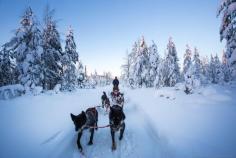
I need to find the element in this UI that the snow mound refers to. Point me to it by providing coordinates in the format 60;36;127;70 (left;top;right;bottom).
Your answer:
31;86;43;96
0;84;25;100
200;85;232;102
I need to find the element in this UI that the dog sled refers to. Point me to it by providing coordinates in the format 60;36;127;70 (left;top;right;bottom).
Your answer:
110;89;124;109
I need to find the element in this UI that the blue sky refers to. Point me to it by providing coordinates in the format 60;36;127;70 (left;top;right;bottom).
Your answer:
0;0;225;77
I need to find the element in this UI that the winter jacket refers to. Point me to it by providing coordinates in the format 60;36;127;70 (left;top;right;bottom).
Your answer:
113;79;119;87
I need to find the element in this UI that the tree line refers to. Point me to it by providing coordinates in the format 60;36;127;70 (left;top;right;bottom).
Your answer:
121;37;231;90
0;6;86;92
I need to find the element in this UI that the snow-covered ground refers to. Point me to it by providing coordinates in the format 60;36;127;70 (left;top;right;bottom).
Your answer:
0;84;236;158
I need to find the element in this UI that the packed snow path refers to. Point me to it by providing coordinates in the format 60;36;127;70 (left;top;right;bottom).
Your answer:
38;102;168;158
0;84;236;158
40;103;167;158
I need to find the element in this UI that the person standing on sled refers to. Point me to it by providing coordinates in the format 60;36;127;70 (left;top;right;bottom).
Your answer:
113;76;119;91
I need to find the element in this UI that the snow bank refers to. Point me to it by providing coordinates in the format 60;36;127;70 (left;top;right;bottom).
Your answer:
126;83;236;158
31;86;43;96
0;84;25;100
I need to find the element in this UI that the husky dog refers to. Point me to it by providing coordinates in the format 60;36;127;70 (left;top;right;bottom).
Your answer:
70;107;98;152
101;92;110;112
109;105;126;150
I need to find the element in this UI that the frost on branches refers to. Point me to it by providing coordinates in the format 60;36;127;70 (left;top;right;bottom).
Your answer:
77;60;86;88
121;50;132;85
161;38;181;87
192;47;204;84
0;47;17;86
184;72;194;94
183;45;192;78
3;7;42;93
222;51;232;82
217;0;236;79
148;41;161;88
132;36;150;87
61;27;79;91
208;54;224;84
41;7;63;90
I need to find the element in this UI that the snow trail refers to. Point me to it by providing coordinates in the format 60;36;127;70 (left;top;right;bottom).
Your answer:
37;93;167;158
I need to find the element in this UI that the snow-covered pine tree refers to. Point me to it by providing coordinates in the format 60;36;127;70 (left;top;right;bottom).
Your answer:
121;50;131;85
42;6;63;90
157;57;166;87
0;49;6;86
65;26;79;64
214;54;224;83
148;41;161;87
90;70;98;87
61;27;79;91
130;41;139;66
183;45;192;78
0;47;16;86
182;45;199;91
217;0;236;79
3;7;43;92
103;71;112;85
209;54;223;84
161;37;181;87
127;41;139;87
209;55;216;83
132;37;150;87
201;56;210;83
192;47;204;86
77;60;85;88
83;65;91;87
184;69;194;94
222;51;231;82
